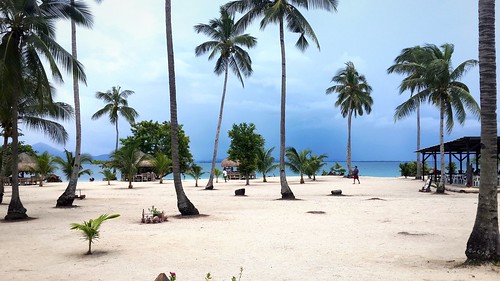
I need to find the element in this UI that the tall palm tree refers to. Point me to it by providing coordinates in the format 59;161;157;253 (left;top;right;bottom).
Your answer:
194;7;256;190
387;46;430;180
32;152;57;187
285;147;311;184
0;0;89;219
393;44;480;193
91;86;139;152
466;0;500;263
326;61;373;174
165;0;198;215
54;150;93;181
256;146;279;182
225;0;338;199
57;0;100;207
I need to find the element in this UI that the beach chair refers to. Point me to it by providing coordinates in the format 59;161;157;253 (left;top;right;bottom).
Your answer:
74;189;86;200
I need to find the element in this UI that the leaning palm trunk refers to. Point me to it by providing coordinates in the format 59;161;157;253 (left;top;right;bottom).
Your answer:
6;96;28;220
437;103;446;193
206;66;229;190
347;110;352;174
165;0;198;215
57;18;81;207
278;18;295;199
466;0;500;263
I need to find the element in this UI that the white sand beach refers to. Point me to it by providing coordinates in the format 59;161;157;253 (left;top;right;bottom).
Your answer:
1;176;499;281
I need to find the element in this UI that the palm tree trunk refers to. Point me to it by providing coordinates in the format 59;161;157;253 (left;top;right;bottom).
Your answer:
278;17;295;200
347;110;352;174
165;0;198;215
466;0;500;263
115;118;119;152
437;103;446;193
57;16;80;207
416;104;422;179
6;94;27;220
0;134;9;204
206;65;229;190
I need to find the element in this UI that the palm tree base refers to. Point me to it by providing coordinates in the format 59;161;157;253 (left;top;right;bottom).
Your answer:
465;228;500;263
56;193;76;207
0;192;3;204
205;184;214;190
5;198;28;220
281;192;296;200
178;201;199;216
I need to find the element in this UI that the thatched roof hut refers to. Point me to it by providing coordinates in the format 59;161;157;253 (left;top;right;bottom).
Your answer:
221;158;239;168
18;153;37;172
136;151;153;168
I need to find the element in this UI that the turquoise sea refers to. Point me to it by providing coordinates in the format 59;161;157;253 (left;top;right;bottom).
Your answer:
78;161;405;182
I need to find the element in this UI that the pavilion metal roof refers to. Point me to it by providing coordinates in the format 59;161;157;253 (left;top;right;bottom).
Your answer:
417;136;500;154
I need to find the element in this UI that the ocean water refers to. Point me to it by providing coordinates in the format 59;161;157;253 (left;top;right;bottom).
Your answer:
74;161;404;182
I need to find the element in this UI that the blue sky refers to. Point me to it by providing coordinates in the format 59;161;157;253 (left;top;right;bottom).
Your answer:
21;0;491;161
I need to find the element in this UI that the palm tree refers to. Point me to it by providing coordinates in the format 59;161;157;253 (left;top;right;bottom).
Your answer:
165;0;199;215
151;153;171;184
256;146;279;182
214;168;222;183
58;0;101;207
326;61;373;174
285;147;311;184
70;213;120;255
91;86;139;152
466;0;500;263
194;7;256;191
225;0;339;199
305;153;328;181
54;150;93;181
393;44;480;192
99;169;115;185
186;164;206;187
109;146;146;189
32;152;57;187
387;46;430;180
0;0;90;219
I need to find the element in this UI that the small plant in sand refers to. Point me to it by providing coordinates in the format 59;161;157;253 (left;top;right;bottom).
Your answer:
156;267;243;281
70;213;120;255
142;206;167;223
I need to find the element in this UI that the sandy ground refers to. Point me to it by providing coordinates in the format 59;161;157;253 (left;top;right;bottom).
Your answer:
0;175;499;281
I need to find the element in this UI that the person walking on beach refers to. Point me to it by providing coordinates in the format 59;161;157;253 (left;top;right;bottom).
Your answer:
223;169;228;182
352;166;360;184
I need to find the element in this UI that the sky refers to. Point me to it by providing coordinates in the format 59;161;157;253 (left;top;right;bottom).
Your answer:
20;0;494;162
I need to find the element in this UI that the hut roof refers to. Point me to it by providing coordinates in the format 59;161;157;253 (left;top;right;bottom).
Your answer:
18;152;37;172
221;158;239;168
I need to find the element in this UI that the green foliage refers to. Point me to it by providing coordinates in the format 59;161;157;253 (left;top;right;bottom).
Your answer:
99;169;116;185
399;161;430;178
285;147;311;184
305;153;328;180
121;120;193;172
54;150;93;180
255;146;279;182
446;162;457;174
332;162;346;175
148;205;162;216
151;153;172;184
110;145;148;189
70;214;120;255
185;164;206;187
32;152;57;186
214;168;222;183
227;123;264;183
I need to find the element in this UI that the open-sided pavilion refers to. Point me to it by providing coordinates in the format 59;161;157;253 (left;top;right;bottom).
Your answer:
417;136;500;184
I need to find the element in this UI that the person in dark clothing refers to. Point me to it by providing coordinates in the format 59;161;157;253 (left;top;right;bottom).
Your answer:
352;166;360;184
